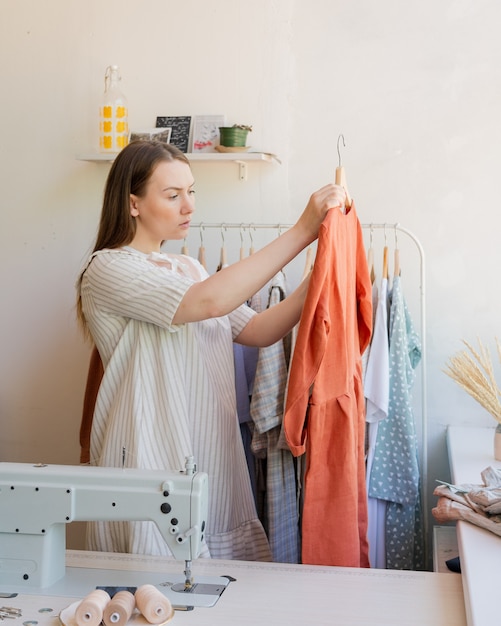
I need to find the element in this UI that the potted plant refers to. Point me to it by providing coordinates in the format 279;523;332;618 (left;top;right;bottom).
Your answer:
219;124;253;148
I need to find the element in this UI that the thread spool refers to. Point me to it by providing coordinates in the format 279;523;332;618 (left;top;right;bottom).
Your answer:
75;589;111;626
135;584;174;624
103;590;136;626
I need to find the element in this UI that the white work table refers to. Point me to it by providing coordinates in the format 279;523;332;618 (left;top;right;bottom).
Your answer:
447;425;501;626
3;549;465;626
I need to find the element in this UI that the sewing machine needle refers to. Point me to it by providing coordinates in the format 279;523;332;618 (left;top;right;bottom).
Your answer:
184;560;193;590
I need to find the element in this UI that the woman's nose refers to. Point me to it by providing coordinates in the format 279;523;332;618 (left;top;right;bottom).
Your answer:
181;193;195;214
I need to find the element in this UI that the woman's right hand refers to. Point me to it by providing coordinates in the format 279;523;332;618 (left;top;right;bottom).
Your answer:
295;183;347;244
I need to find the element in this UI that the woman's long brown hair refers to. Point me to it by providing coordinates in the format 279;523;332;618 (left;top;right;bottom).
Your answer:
76;140;190;334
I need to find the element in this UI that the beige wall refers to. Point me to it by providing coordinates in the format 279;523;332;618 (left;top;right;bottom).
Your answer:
1;0;500;556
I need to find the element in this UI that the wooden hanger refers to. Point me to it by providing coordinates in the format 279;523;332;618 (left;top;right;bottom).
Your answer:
198;246;207;269
197;224;207;269
335;135;352;210
383;245;389;279
393;249;400;278
302;246;315;281
217;225;228;270
382;226;389;279
248;226;255;256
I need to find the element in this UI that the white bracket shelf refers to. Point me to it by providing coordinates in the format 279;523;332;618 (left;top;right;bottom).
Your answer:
76;151;280;181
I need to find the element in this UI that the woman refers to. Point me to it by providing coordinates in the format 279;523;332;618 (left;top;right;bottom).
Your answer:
76;140;346;561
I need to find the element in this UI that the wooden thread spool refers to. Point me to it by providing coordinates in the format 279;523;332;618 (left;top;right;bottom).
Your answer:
75;589;111;626
103;590;136;626
135;584;174;624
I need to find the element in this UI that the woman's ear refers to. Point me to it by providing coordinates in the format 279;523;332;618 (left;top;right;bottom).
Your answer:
130;194;139;217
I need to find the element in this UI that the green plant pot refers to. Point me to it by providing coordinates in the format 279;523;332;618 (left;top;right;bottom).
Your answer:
219;126;249;147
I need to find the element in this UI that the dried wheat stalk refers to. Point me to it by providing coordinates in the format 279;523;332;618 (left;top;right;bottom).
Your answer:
443;338;501;423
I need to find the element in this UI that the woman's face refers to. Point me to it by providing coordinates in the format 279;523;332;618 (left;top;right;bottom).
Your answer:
130;159;195;250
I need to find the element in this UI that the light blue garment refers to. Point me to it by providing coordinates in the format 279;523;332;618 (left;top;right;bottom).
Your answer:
368;275;424;569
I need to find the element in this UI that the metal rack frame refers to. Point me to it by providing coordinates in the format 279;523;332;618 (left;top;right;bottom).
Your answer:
188;220;428;566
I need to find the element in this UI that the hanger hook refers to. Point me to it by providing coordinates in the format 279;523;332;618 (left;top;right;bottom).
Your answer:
199;222;205;245
240;223;245;245
337;134;346;168
220;223;227;245
394;223;399;248
249;224;255;246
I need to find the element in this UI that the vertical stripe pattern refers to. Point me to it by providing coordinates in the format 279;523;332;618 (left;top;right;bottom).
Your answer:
80;248;271;561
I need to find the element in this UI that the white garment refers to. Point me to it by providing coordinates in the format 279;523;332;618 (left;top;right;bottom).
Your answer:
80;247;271;561
364;277;389;568
364;277;389;425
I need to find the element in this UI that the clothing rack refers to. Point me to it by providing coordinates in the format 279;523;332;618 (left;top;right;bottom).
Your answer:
188;220;428;567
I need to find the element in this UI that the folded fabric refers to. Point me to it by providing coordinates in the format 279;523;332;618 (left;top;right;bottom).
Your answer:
432;466;501;537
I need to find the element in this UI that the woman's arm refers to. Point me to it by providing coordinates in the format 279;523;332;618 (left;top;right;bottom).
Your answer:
234;275;310;347
173;183;345;324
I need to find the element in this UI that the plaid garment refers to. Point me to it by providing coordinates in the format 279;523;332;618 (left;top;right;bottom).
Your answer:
250;272;299;563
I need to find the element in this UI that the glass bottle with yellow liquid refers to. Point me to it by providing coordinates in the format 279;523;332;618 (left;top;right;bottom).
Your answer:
99;65;129;153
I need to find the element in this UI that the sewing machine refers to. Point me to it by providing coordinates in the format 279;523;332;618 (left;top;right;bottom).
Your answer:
0;461;469;624
0;459;230;608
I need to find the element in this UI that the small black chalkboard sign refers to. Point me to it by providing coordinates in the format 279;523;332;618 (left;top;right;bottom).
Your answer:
156;116;192;153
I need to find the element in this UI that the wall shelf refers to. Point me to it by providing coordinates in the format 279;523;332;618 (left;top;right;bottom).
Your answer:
76;151;280;181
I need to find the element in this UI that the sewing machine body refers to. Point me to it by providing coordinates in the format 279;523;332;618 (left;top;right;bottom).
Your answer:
0;461;209;590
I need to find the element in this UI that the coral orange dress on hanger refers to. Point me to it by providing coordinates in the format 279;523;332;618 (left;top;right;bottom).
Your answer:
283;201;373;567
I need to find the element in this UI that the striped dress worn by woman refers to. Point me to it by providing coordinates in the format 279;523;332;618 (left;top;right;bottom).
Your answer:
79;247;271;561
